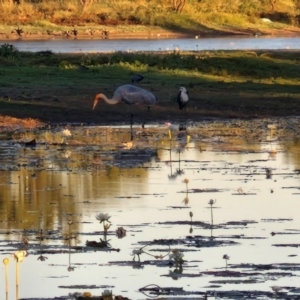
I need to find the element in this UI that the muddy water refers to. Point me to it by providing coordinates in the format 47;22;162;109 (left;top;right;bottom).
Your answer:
1;118;300;299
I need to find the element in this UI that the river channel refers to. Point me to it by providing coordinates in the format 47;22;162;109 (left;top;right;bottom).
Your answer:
0;118;300;299
0;36;299;53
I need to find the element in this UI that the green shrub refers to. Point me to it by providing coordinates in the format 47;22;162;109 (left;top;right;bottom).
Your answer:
0;44;19;59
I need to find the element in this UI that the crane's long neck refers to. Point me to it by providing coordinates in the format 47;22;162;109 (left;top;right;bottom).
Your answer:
93;93;119;110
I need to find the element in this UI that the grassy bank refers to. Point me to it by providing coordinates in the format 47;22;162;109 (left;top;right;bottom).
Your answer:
0;46;300;126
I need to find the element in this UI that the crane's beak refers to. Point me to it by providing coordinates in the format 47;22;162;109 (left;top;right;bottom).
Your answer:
92;99;98;110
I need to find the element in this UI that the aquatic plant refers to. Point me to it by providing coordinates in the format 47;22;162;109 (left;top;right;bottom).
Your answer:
61;128;72;137
96;212;111;233
189;211;193;233
116;227;126;239
37;254;48;261
3;258;9;296
102;289;113;300
223;254;229;269
169;268;183;280
169;249;184;268
176;146;185;175
265;168;272;179
12;250;28;263
96;212;111;223
237;187;244;194
208;199;216;227
182;178;189;190
12;250;28;294
189;211;193;221
182;178;189;205
182;195;189;205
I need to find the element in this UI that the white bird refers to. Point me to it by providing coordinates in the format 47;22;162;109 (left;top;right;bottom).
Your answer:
177;87;189;113
93;84;157;112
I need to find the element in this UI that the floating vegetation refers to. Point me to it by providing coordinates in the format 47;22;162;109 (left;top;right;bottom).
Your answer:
0;118;300;299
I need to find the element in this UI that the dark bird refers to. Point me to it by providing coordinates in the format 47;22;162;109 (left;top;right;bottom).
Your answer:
93;84;156;111
177;86;189;112
131;74;144;84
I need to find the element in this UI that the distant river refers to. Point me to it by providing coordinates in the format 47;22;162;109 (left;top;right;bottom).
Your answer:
0;36;300;53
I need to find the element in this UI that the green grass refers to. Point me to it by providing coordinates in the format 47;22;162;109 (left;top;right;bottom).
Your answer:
0;48;300;123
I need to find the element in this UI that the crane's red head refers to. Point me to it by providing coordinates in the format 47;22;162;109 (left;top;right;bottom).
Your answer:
92;94;103;110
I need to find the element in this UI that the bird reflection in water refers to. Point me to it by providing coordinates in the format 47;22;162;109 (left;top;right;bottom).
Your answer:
165;122;190;179
66;220;78;272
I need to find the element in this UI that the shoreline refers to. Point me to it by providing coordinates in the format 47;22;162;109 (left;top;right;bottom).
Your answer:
0;25;300;41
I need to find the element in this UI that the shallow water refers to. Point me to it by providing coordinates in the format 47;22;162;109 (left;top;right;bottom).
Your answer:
0;36;299;53
1;118;300;299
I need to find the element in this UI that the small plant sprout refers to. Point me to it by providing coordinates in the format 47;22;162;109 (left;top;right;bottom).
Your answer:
96;212;111;233
183;178;189;191
223;254;229;269
208;199;216;228
169;249;184;268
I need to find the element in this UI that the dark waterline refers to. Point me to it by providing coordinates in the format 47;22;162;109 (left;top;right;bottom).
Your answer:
0;36;299;53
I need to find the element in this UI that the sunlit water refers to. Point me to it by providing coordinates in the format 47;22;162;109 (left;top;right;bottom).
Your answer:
0;36;299;53
0;119;300;299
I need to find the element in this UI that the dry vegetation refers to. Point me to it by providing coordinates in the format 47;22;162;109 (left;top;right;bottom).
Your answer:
0;0;300;38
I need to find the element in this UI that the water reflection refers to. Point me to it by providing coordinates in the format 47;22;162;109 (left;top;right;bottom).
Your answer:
0;119;300;299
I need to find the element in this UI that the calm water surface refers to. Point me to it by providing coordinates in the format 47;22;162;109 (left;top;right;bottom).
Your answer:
0;36;299;53
0;119;300;299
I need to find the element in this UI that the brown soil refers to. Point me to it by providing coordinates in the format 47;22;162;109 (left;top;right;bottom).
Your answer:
3;24;300;40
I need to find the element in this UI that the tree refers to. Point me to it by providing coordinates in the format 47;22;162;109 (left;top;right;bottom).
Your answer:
79;0;94;11
269;0;276;11
172;0;186;13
